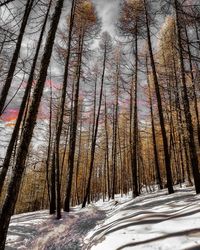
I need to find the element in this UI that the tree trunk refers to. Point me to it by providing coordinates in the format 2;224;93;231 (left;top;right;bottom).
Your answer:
0;0;52;195
174;0;200;193
132;25;139;198
0;0;34;115
54;0;76;219
146;58;163;189
82;45;107;208
144;0;174;194
64;30;84;212
0;0;65;248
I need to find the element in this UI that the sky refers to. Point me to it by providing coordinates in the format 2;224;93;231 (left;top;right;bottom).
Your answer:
0;0;121;124
92;0;120;35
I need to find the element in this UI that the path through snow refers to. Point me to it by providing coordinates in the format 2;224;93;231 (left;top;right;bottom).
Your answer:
6;207;106;250
5;185;200;250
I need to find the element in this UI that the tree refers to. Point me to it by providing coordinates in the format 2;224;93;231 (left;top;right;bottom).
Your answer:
0;0;34;115
82;31;112;207
174;0;200;193
0;0;53;196
144;0;174;194
54;0;76;220
0;0;65;247
64;0;100;212
0;0;15;7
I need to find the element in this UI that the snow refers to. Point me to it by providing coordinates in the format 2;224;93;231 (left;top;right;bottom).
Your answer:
85;186;200;250
6;207;106;250
5;185;200;250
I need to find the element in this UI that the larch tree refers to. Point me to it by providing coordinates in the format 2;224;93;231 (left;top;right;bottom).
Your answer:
0;0;65;248
143;0;174;194
82;31;112;207
118;0;146;197
64;0;100;212
0;0;34;115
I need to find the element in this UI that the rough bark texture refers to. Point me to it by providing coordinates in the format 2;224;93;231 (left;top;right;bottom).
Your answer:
0;0;15;7
144;0;174;194
82;45;107;208
0;0;51;195
174;0;200;194
146;60;163;190
132;26;139;198
54;0;76;219
64;31;84;212
0;0;34;115
0;0;64;248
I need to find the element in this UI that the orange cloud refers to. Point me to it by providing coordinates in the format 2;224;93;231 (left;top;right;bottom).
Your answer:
1;109;19;122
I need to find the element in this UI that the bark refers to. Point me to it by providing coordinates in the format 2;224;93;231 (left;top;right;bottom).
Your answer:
174;0;200;193
172;52;192;186
54;0;76;219
82;45;107;208
0;0;34;115
132;25;139;198
146;59;163;189
185;25;200;147
111;56;120;199
50;148;56;214
0;0;15;7
0;0;65;248
144;0;174;194
0;0;52;196
64;30;84;212
104;95;111;199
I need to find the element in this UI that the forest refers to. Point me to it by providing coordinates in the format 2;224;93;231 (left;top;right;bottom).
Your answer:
0;0;200;249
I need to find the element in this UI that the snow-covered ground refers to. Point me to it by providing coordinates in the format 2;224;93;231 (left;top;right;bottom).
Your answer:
85;186;200;250
5;185;200;250
6;207;106;250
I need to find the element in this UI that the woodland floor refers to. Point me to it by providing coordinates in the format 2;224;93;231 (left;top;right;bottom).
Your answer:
5;185;200;250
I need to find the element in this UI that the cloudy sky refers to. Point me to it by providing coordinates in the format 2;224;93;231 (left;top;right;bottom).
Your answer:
0;0;121;123
92;0;120;34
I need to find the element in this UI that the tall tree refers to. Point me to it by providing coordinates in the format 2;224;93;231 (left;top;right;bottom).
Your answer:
0;0;52;196
64;0;100;212
0;0;65;247
0;0;34;115
54;0;76;220
174;0;200;193
144;0;174;194
82;32;112;207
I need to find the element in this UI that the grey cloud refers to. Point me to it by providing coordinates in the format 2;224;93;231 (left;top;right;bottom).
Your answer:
92;0;120;34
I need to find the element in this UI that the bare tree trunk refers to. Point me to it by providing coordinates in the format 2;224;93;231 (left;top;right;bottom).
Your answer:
111;55;120;199
0;0;52;195
54;0;76;219
144;0;174;194
0;0;65;247
0;0;15;7
104;95;111;199
82;45;107;208
174;0;200;193
64;31;84;212
132;26;139;197
146;58;163;190
50;147;56;214
185;25;200;147
0;0;34;115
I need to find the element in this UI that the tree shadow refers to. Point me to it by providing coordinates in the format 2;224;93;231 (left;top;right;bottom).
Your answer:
116;228;200;250
122;193;195;212
94;193;197;238
104;208;200;236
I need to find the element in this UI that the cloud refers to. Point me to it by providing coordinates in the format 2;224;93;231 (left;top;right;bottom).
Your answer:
92;0;120;35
